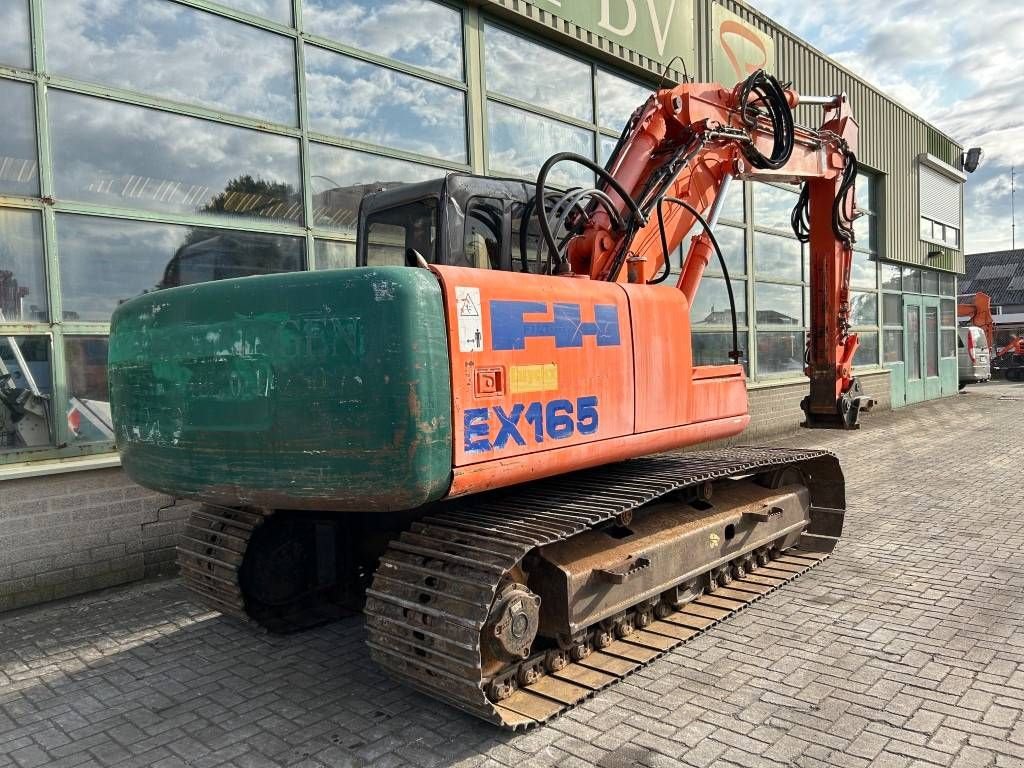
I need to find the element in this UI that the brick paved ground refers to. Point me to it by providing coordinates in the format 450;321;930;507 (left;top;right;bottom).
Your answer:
2;381;1023;768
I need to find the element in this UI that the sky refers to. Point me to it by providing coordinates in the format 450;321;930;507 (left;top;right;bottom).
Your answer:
748;0;1024;254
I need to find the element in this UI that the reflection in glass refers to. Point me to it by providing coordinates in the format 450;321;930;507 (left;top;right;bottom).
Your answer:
922;269;939;295
0;209;47;323
925;305;939;377
487;102;593;188
849;292;877;327
941;328;955;358
904;267;922;293
718;179;745;223
752;182;798;230
754;232;801;282
45;0;298;125
485;25;592;121
599;136;618;167
853;211;874;250
596;69;650;131
304;0;463;80
309;143;443;233
365;199;437;266
0;80;39;197
756;331;805;375
856;172;874;211
457;198;502;269
907;304;921;379
49;91;302;223
853;331;878;367
692;277;747;326
939;273;955;296
0;336;52;450
881;263;901;291
305;46;466;162
883;293;902;325
692;332;748;371
704;224;746;277
216;0;292;24
755;283;802;325
65;336;113;443
884;329;904;364
0;1;31;69
940;298;955;326
56;214;303;323
850;250;877;289
314;240;356;270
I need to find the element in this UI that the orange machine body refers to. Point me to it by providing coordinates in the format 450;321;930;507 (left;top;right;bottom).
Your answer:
958;292;996;351
434;265;748;498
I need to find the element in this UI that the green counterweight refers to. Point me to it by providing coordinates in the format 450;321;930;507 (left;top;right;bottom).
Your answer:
108;267;454;511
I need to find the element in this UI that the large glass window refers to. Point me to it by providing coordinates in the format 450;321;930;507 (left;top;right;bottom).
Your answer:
849;292;878;327
485;25;592;121
718;180;745;223
755;283;802;326
65;336;113;444
305;46;466;162
883;293;902;326
884;329;904;364
705;224;746;277
925;305;939;377
756;331;805;375
49;91;303;223
0;336;52;452
754;232;801;282
850;250;877;289
0;209;47;323
44;0;298;125
753;183;798;231
309;143;443;233
303;0;463;80
0;79;39;197
314;240;355;271
56;215;303;323
486;102;593;187
0;2;32;69
881;263;902;291
596;70;650;132
693;332;747;370
692;277;747;327
853;331;878;367
218;0;292;24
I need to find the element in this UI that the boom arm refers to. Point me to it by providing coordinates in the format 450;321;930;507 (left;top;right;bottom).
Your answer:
537;70;871;428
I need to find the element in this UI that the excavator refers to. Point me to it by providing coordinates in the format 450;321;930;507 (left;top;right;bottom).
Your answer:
108;69;870;728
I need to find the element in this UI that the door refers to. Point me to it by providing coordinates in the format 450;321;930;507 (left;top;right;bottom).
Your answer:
903;297;924;404
923;297;942;400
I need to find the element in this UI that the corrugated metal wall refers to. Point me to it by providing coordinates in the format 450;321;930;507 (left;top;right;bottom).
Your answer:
696;0;964;273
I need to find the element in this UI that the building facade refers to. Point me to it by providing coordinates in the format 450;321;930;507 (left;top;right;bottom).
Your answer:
0;0;965;610
961;249;1024;347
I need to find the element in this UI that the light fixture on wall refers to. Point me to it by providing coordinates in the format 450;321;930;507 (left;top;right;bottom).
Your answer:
927;250;943;260
962;147;983;173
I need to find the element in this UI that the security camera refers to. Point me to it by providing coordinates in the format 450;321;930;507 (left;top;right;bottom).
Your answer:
962;147;983;173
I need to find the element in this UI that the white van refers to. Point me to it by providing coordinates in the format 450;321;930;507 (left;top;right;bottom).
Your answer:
958;326;991;386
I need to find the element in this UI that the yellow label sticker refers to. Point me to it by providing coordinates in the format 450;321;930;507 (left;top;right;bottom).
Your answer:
709;533;721;548
509;364;559;394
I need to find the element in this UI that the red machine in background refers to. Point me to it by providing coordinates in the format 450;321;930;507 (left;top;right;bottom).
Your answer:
958;292;996;351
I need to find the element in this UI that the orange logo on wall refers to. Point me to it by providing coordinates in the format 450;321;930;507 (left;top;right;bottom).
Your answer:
719;19;769;83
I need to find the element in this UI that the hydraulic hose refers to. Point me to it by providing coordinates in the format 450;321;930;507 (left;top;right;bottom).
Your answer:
659;196;742;364
737;70;794;171
534;152;645;274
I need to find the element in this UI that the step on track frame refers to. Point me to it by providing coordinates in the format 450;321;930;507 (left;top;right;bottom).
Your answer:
364;446;844;729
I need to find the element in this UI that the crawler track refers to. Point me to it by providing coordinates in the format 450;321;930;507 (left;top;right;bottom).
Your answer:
364;446;844;729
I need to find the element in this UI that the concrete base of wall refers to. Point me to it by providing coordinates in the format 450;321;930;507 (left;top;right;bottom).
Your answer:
0;370;893;613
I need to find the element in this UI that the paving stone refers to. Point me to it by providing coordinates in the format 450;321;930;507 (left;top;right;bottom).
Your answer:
1;391;1024;767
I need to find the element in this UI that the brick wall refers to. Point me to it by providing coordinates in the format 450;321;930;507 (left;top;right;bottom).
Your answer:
0;370;893;614
0;468;199;613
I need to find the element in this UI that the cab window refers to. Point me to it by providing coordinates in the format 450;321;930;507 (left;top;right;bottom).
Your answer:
454;197;503;270
365;199;438;266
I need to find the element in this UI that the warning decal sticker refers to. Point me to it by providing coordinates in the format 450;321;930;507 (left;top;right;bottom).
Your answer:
455;286;483;352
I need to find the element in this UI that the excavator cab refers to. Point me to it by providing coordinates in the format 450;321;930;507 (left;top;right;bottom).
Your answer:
356;174;541;273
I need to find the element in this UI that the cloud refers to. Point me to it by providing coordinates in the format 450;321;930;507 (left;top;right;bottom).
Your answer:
749;0;1024;253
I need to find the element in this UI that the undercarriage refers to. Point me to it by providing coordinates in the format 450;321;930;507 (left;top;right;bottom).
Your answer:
178;446;844;729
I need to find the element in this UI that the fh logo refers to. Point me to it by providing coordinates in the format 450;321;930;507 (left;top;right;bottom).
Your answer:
489;301;621;351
